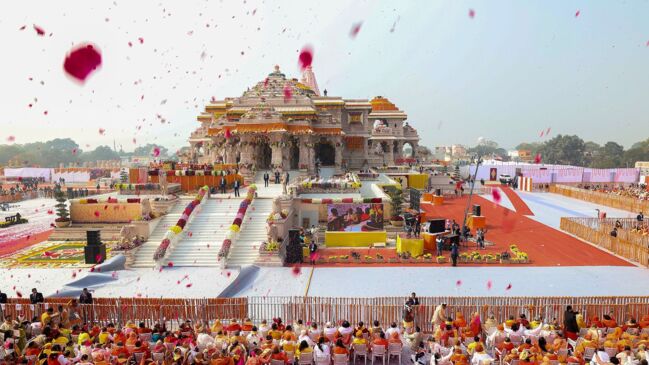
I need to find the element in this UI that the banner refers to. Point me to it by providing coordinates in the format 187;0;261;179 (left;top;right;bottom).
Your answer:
327;203;384;232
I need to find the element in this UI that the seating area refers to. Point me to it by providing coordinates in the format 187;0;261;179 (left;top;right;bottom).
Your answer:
1;302;649;365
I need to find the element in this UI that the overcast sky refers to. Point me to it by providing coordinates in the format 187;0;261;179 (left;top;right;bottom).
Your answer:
1;0;648;153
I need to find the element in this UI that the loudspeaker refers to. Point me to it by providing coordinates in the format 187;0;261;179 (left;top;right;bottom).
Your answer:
472;204;481;217
84;244;106;264
284;229;304;264
435;188;442;196
87;230;101;246
428;219;446;234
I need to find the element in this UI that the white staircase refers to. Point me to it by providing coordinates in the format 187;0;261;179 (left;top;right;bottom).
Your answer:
130;198;240;268
130;199;188;268
226;198;274;266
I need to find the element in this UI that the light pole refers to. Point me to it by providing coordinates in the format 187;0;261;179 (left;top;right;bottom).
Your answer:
461;154;483;239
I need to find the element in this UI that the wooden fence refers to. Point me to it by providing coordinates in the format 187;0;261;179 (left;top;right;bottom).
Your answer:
560;217;649;267
3;296;649;333
550;185;649;213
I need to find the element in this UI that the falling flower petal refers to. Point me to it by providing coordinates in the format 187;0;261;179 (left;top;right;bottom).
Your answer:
186;283;192;288
487;280;493;290
298;45;313;71
468;9;476;18
33;25;45;36
63;43;102;83
7;136;15;142
291;265;302;277
456;280;462;287
534;153;542;164
16;291;23;298
168;262;174;267
349;22;362;38
138;37;144;44
505;283;512;290
152;146;161;157
72;272;77;278
263;77;269;88
575;10;580;17
283;84;292;102
99;128;105;135
94;211;100;217
492;189;502;203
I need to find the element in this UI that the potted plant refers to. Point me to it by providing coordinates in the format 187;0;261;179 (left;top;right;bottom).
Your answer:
459;252;470;263
500;251;511;264
436;255;447;264
54;186;71;228
388;186;405;226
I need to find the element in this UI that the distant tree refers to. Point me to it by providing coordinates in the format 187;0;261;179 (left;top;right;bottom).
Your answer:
54;185;70;223
133;144;168;157
119;169;129;183
514;142;543;155
537;135;586;166
622;138;649;167
81;146;120;163
590;141;624;168
468;139;507;159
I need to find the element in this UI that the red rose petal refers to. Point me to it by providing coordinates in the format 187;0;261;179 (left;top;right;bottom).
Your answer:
486;280;493;290
138;37;144;44
16;291;23;298
534;153;542;164
152;146;161;157
575;10;580;17
186;283;192;288
94;211;100;217
505;283;512;290
349;22;362;38
99;128;105;135
72;272;77;278
263;77;269;88
7;136;15;142
291;265;302;277
456;280;462;287
63;43;102;83
168;262;174;267
283;84;292;102
34;25;45;36
492;189;502;203
468;9;475;18
298;45;313;71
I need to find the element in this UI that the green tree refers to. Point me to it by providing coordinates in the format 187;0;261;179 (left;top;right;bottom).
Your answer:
81;146;120;162
54;185;70;222
133;144;168;157
514;142;543;155
591;142;624;168
537;135;586;166
622;138;649;167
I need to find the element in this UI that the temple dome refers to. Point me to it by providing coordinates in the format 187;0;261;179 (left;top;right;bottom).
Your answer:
370;96;399;111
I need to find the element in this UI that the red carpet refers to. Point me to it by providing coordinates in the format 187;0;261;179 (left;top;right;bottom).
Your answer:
421;195;631;267
500;186;534;215
0;229;53;258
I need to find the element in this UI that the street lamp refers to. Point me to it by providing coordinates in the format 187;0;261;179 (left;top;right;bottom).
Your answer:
461;154;483;240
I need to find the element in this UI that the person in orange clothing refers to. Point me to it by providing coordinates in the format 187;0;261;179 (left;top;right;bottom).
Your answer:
602;314;618;328
126;332;139;347
282;326;297;342
242;318;254;332
606;327;623;341
333;339;349;355
449;346;469;365
518;339;533;352
131;340;151;359
226;319;242;333
497;337;515;358
113;329;127;345
211;350;235;365
574;333;597;357
505;315;516;329
454;312;467;330
24;341;41;357
136;322;152;334
639;315;649;329
388;331;402;344
372;332;389;350
468;312;482;338
590;316;603;328
111;342;130;360
269;346;289;364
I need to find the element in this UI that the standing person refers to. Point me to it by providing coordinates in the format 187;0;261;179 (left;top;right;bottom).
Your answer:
233;179;240;197
414;216;421;237
563;306;579;340
610;227;618;238
220;177;226;194
274;170;280;184
436;235;444;257
263;171;270;187
30;288;44;304
477;229;485;249
79;288;93;304
432;303;447;328
309;239;318;265
0;290;7;304
451;241;459;267
638;212;644;223
285;171;290;185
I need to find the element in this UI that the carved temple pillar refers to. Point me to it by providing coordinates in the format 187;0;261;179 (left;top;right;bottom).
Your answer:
298;137;310;171
334;137;343;173
270;134;284;169
239;137;255;167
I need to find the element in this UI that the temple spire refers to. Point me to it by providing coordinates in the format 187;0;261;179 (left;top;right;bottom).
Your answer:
301;65;320;96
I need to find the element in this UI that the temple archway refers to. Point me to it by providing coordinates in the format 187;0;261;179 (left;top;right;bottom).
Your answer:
315;141;335;166
402;142;415;157
257;141;272;170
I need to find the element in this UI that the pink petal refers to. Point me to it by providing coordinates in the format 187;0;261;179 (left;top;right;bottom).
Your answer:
468;9;476;18
491;189;501;203
534;153;542;164
7;136;15;142
99;128;105;135
63;43;102;83
138;37;144;44
456;280;462;287
94;211;100;217
575;10;580;17
283;84;292;102
505;283;512;290
298;45;314;71
291;265;302;277
152;146;161;157
186;283;192;288
168;262;174;267
486;280;493;290
349;22;363;38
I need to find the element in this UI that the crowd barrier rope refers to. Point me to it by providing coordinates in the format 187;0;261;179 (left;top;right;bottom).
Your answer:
560;217;649;267
550;184;649;213
2;296;649;333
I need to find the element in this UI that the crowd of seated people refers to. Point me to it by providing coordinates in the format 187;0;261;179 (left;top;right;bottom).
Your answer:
1;305;649;365
579;184;649;202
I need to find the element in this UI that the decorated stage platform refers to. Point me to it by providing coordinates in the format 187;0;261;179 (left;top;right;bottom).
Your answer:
324;231;387;247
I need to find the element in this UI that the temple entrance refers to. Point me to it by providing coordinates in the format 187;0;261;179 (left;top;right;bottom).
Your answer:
315;142;335;166
402;142;415;157
257;142;272;170
289;140;300;170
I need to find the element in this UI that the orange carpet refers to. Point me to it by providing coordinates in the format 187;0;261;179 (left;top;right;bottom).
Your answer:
500;186;534;215
420;195;631;267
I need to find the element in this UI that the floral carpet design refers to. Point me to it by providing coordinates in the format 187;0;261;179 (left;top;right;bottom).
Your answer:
0;241;114;268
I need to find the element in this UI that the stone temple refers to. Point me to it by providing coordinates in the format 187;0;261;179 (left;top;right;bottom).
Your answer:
187;65;420;175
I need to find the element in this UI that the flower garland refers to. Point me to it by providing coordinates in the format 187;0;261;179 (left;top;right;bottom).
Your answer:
153;186;208;262
218;184;257;261
76;198;141;204
300;197;382;204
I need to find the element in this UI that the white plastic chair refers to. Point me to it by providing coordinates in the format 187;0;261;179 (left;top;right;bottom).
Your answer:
334;353;350;365
271;359;286;365
315;355;331;365
298;352;314;365
583;347;596;361
604;348;618;358
387;343;402;364
152;352;165;362
286;351;295;363
353;344;368;365
134;352;145;364
371;344;386;365
139;333;152;343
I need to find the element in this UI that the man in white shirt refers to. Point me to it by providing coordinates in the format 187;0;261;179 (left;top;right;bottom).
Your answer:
385;322;401;339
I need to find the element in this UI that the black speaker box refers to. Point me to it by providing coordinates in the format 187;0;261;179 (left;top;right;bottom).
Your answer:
84;244;106;264
472;204;481;217
428;219;446;234
87;230;101;246
435;188;442;196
